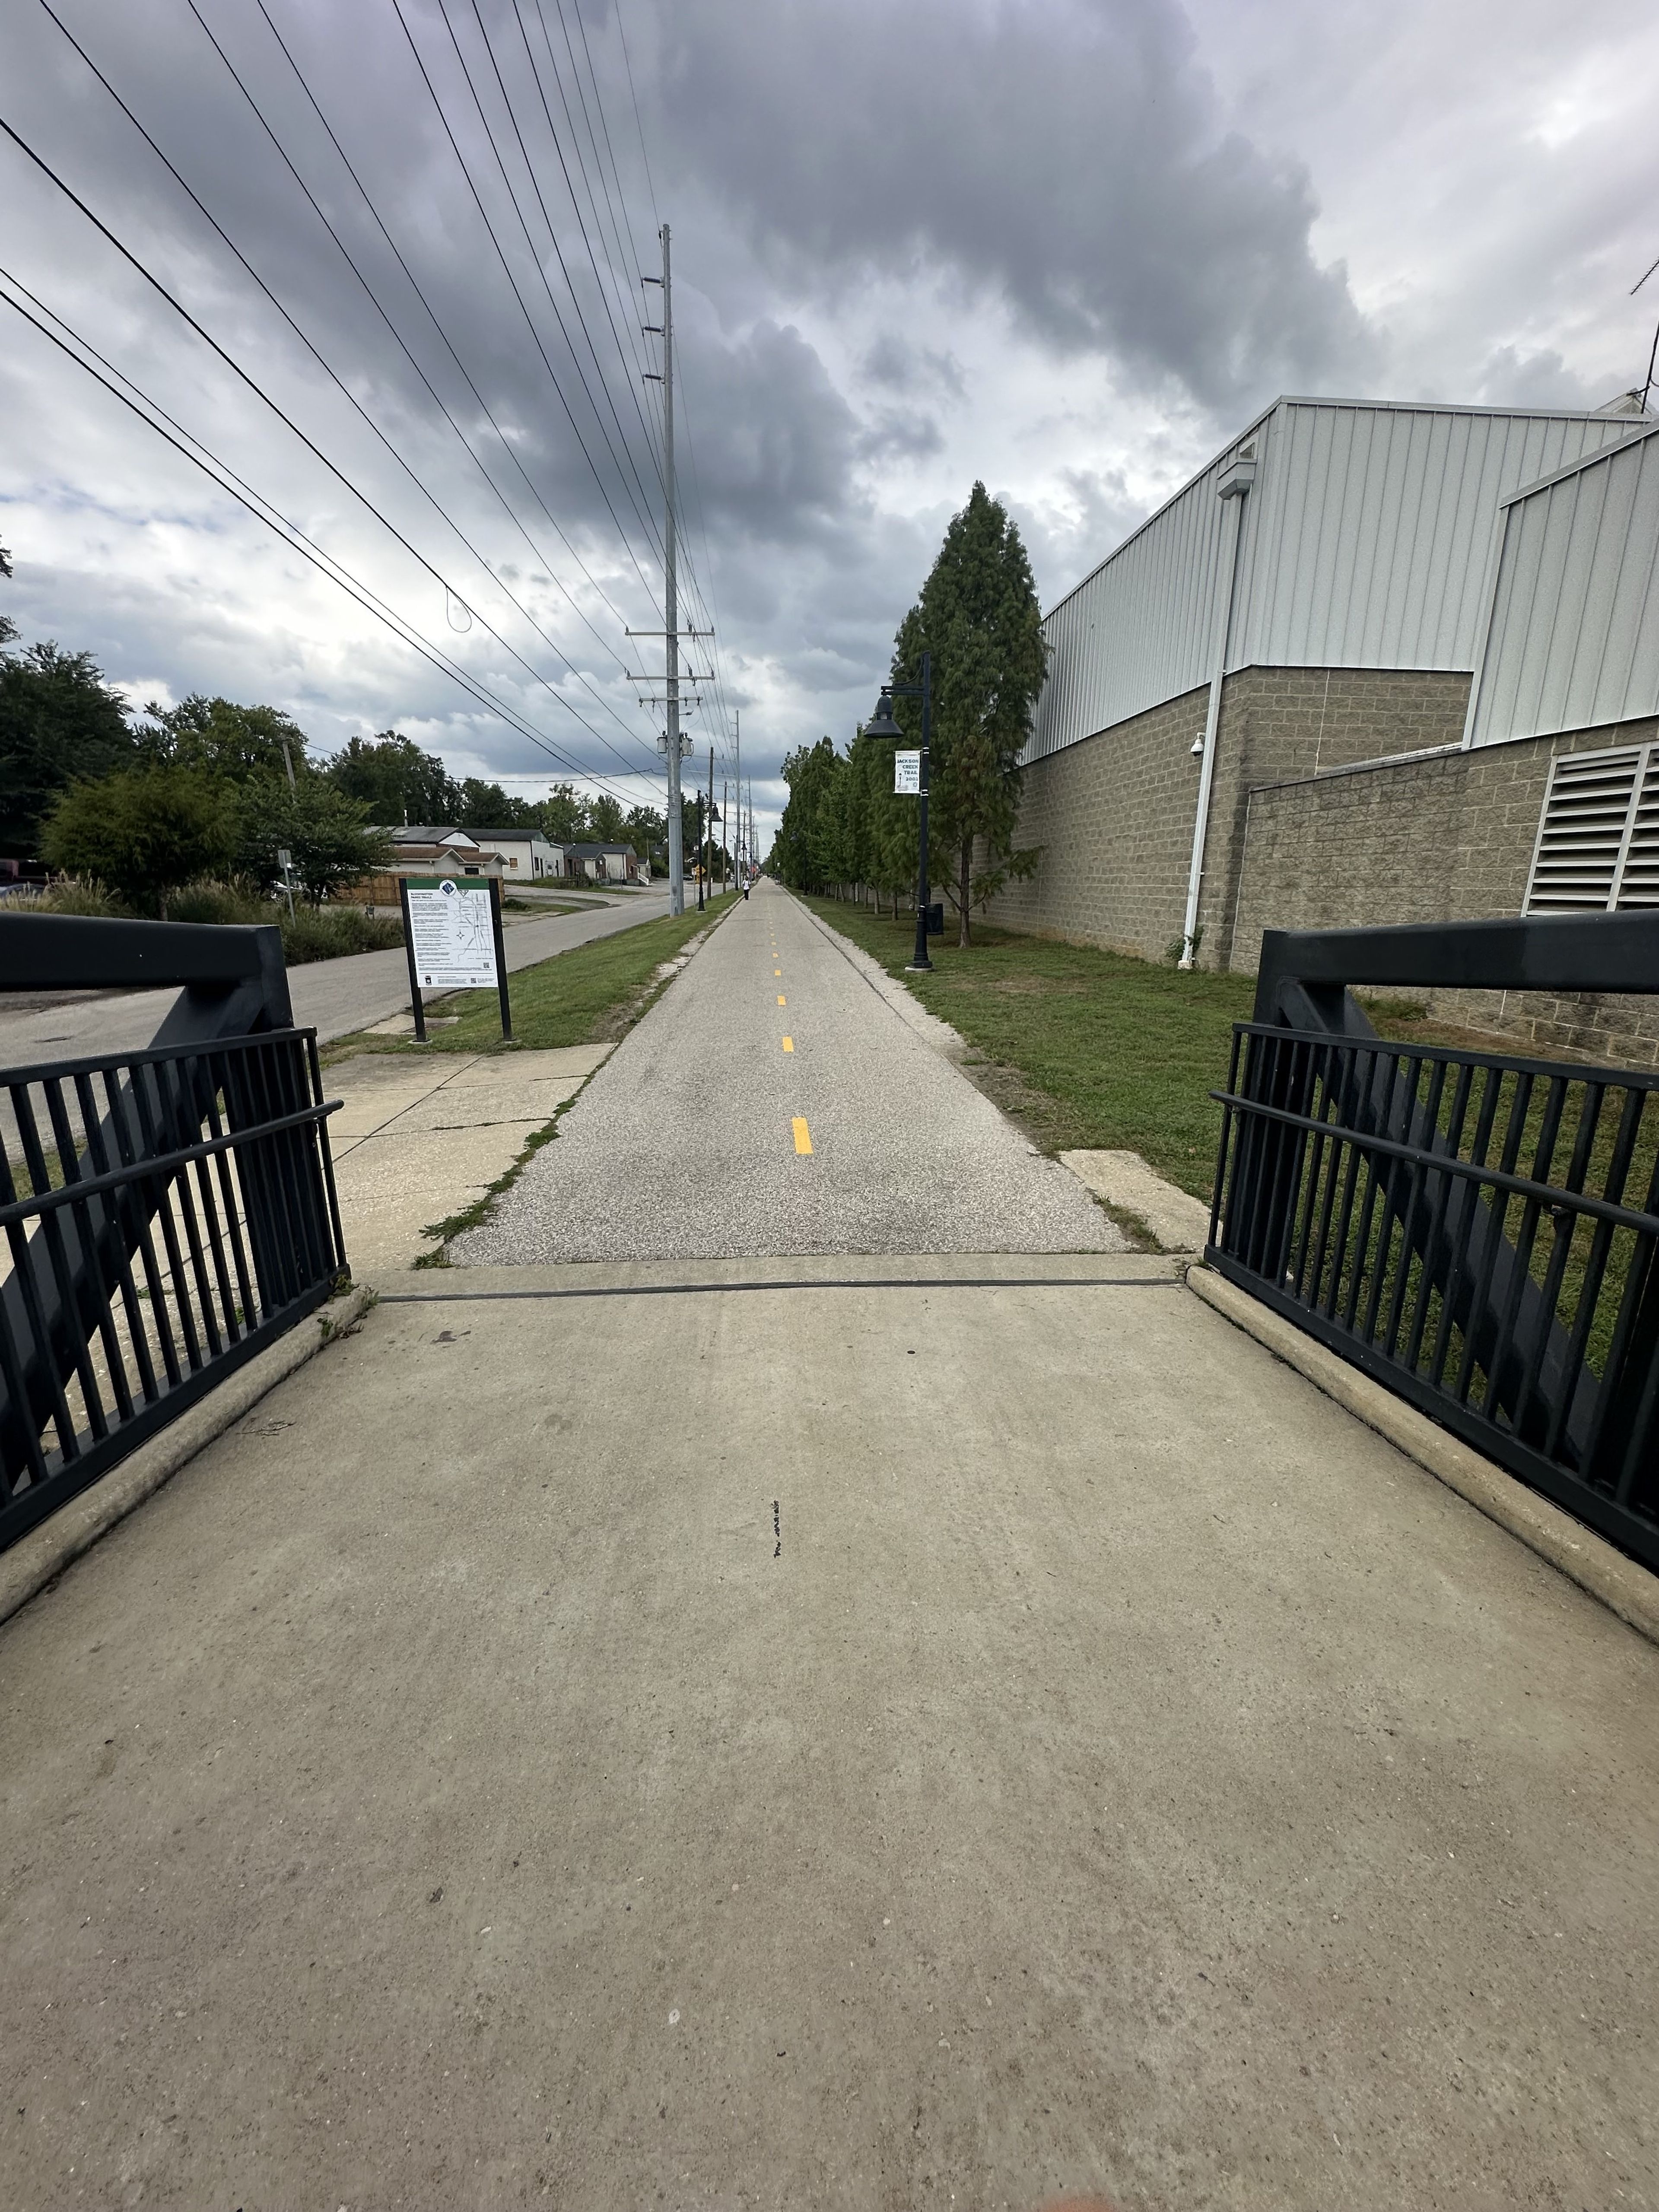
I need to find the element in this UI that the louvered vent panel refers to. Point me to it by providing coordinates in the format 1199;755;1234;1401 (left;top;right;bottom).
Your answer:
1524;748;1644;914
1614;747;1659;908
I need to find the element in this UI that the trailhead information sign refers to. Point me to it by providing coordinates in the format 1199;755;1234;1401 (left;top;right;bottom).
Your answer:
406;877;499;990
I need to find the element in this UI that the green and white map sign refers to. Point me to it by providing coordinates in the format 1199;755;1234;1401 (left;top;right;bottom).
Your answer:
404;877;499;991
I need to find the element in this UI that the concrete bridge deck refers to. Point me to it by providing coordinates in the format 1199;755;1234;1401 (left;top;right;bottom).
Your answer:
2;884;1654;2209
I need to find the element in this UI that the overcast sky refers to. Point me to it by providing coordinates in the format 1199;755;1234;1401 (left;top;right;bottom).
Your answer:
3;0;1657;849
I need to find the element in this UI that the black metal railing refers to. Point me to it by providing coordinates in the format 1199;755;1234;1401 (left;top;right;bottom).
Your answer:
1210;915;1659;1570
0;1030;345;1549
0;915;346;1552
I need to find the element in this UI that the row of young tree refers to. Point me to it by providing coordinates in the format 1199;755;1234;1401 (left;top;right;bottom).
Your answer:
772;484;1047;946
0;616;678;912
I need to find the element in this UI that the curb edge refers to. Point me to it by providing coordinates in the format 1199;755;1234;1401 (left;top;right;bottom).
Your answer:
0;1281;376;1631
1186;1265;1659;1649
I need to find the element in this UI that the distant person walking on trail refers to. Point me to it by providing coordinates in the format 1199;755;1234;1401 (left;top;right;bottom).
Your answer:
743;877;750;900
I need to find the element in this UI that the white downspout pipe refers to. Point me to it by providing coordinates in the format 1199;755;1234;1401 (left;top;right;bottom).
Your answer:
1179;454;1254;968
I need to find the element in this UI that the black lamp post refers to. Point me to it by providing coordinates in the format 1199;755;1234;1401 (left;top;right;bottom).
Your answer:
866;648;932;971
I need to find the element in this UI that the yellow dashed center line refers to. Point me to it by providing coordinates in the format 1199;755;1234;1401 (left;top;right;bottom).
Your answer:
792;1117;813;1155
782;1036;794;1052
777;995;786;1006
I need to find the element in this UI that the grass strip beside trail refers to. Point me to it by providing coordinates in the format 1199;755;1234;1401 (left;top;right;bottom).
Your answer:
324;893;734;1063
802;896;1252;1195
800;895;1489;1199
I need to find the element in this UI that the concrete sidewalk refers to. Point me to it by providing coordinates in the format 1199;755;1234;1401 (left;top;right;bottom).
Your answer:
1;1254;1654;2209
327;1046;612;1274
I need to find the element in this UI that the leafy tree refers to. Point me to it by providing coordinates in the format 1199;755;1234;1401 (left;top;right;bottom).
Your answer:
775;736;840;891
237;777;392;903
40;766;238;915
623;803;664;870
0;619;134;859
892;481;1047;945
539;783;591;843
326;731;459;825
588;793;628;843
455;777;537;832
137;693;309;785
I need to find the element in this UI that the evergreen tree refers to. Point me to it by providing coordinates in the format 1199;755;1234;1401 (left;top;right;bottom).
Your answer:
892;482;1047;945
775;737;839;891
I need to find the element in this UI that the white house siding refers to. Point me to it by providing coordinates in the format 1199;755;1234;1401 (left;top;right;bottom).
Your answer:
1469;423;1659;747
1032;399;1635;764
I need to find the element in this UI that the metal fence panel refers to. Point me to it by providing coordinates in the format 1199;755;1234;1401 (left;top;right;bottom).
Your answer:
1209;1022;1659;1568
0;1028;344;1551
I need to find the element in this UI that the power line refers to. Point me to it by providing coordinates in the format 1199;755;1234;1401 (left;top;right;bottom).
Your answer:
0;109;650;774
615;0;661;231
248;0;644;658
512;0;665;493
0;270;664;807
385;0;664;609
424;0;670;582
156;0;662;770
479;0;668;514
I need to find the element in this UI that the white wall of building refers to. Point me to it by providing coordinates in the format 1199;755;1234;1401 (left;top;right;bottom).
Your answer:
1468;420;1659;747
1030;398;1636;764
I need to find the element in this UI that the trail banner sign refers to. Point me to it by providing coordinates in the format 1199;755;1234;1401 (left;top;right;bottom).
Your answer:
894;749;922;795
396;874;513;1042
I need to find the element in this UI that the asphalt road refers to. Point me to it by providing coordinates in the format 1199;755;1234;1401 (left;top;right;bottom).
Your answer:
454;877;1123;1261
0;889;671;1062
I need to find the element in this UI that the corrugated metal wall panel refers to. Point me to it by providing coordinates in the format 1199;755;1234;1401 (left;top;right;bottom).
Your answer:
1032;400;1637;762
1235;404;1627;672
1027;442;1240;761
1471;427;1659;744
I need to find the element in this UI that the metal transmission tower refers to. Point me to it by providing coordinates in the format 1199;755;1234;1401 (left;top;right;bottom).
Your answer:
635;224;712;916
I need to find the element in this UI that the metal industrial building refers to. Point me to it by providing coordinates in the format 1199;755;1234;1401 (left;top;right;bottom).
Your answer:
988;392;1659;1059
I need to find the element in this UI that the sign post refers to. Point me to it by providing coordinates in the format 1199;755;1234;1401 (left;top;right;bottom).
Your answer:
396;874;512;1042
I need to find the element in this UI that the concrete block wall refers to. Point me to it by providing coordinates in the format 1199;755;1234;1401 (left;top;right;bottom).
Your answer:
986;662;1659;1067
987;665;1470;965
986;684;1210;957
1198;668;1472;969
1230;716;1659;1069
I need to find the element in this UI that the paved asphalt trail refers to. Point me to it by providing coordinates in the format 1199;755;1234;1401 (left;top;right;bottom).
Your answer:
0;889;671;1062
454;877;1123;1261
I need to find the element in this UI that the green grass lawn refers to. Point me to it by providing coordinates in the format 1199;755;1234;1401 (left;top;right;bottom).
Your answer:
324;894;733;1062
799;895;1494;1199
802;896;1254;1195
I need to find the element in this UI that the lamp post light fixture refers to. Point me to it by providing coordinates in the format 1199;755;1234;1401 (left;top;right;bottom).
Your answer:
866;648;933;971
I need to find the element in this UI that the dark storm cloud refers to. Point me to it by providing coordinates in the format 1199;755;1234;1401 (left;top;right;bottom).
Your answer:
639;0;1379;408
859;336;968;401
9;0;1647;845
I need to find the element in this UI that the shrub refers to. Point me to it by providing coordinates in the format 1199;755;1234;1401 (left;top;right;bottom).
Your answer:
278;903;404;964
40;766;238;915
